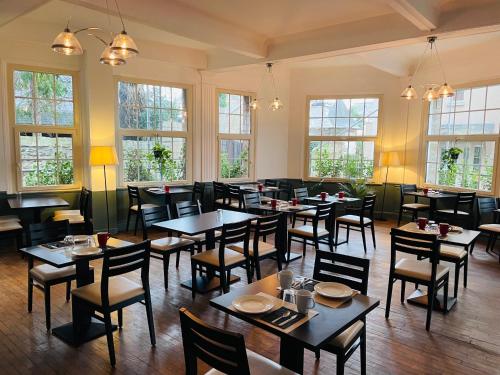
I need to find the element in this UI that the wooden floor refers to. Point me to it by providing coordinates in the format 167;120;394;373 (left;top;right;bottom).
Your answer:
1;220;500;374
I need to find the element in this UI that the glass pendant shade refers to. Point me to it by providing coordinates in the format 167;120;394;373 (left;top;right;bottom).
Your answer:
423;87;439;101
51;29;83;55
100;45;126;66
400;85;417;100
250;98;259;110
269;97;283;111
438;83;455;98
111;30;139;58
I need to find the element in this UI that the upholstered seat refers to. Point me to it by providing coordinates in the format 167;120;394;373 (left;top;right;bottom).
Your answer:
229;201;241;209
130;203;159;211
295;209;316;217
72;276;144;306
191;248;246;267
181;230;221;242
0;221;23;232
436;209;470;216
215;198;225;205
151;237;195;252
440;245;467;259
288;225;328;238
402;203;429;210
479;223;500;233
53;214;85;224
0;215;21;223
54;209;81;216
228;241;277;257
205;349;297;375
394;258;449;281
336;215;372;225
325;320;364;349
30;264;77;282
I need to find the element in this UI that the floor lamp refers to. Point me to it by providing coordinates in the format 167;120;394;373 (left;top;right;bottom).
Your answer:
379;151;401;221
90;146;118;233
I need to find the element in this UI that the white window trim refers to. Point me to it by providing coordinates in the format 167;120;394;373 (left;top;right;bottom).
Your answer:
7;64;82;192
114;76;193;187
303;94;383;182
216;88;256;182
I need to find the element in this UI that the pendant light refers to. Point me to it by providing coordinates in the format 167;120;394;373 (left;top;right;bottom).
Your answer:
423;86;439;102
251;62;284;111
110;0;138;58
51;26;83;55
400;85;417;100
100;43;126;66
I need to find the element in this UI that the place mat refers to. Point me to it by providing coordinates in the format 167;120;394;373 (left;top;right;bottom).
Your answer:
314;290;360;309
261;307;305;329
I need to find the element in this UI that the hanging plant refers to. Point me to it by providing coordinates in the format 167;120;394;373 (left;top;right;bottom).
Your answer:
147;142;174;181
442;147;463;170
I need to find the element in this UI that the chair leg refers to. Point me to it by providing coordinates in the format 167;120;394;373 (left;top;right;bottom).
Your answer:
126;210;131;232
463;257;468;288
370;222;376;249
335;222;340;248
276;251;282;271
44;285;51;331
144;292;156;346
103;312;116;367
134;213;139;236
360;323;367;375
28;277;33;313
292;214;297;228
346;225;350;242
163;254;170;290
385;277;393;319
287;235;292;262
245;259;252;284
400;280;406;303
314;348;320;360
191;261;197;299
175;250;181;268
397;207;403;226
219;267;227;294
118;309;123;329
361;226;367;253
255;258;262;280
65;281;71;302
328;234;334;252
426;284;436;331
302;238;306;256
453;263;460;299
443;277;449;313
336;353;345;375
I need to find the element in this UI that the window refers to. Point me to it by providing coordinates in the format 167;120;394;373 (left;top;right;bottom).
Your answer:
217;91;255;180
117;80;191;183
306;97;380;179
9;66;80;190
424;84;500;192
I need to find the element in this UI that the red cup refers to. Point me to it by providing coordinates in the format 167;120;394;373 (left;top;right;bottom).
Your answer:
97;232;110;247
291;198;298;206
271;199;277;208
164;185;170;193
423;188;429;195
338;191;345;199
417;217;428;230
258;183;263;192
320;192;327;201
439;223;450;236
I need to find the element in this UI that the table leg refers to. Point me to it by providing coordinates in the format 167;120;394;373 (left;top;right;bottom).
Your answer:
429;199;437;220
280;336;304;374
278;212;301;263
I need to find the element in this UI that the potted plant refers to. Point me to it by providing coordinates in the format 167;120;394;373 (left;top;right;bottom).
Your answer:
442;147;463;169
338;178;373;198
148;142;174;181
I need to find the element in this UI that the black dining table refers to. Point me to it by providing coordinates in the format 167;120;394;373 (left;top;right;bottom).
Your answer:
8;196;69;222
306;195;360;205
153;209;260;293
236;183;283;199
210;274;380;374
19;236;132;346
144;186;193;217
404;191;456;219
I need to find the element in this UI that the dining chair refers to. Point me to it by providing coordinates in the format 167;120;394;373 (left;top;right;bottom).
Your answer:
386;228;450;331
142;206;195;290
179;307;297;375
212;181;227;209
228;213;282;280
292;187;316;227
278;180;293;201
190;220;252;298
242;192;261;211
71;240;155;367
397;184;429;226
126;185;159;235
312;250;370;375
435;191;476;229
192;181;205;204
227;184;243;210
476;197;500;261
53;187;93;234
0;215;23;250
264;179;279;199
335;195;377;253
288;202;335;260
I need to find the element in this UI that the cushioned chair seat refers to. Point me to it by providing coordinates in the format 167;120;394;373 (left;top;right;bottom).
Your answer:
336;215;372;225
191;248;246;267
402;203;430;210
440;245;467;259
394;258;449;281
130;203;159;211
288;225;328;238
151;237;195;252
0;215;21;223
205;349;297;375
215;198;225;205
0;221;23;232
53;214;85;224
72;276;144;306
250;219;258;226
181;231;222;242
53;209;81;216
30;264;77;282
229;201;241;209
325;320;364;349
295;209;316;217
228;241;277;257
479;223;500;233
436;209;470;216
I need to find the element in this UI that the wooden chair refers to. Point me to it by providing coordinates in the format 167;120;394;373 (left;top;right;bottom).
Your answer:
0;215;23;250
435;192;476;229
288;202;335;260
227;184;243;210
397;184;429;226
279;180;293;201
313;251;370;375
126;185;159;235
335;195;377;253
228;213;282;280
386;229;450;331
53;187;93;234
190;220;252;298
142;206;195;290
71;240;155;367
192;181;205;204
264;179;279;199
179;307;297;375
477;197;500;261
213;181;227;209
292;187;316;227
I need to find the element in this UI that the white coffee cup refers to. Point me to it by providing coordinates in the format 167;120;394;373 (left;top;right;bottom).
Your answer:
278;270;293;290
295;289;315;314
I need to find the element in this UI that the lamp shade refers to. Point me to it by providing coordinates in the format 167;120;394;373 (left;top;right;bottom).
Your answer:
51;28;83;56
89;146;118;166
379;151;401;167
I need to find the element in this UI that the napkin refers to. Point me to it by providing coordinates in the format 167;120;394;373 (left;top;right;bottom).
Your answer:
261;307;305;329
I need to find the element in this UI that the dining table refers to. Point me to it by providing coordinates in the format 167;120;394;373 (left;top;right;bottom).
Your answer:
153;209;260;293
404;191;456;219
144;186;193;217
305;195;360;205
210;274;380;374
236;183;283;199
8;196;69;223
19;236;132;346
397;222;480;312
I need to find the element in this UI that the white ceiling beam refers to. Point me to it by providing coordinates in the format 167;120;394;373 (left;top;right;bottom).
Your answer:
386;0;438;31
0;0;50;27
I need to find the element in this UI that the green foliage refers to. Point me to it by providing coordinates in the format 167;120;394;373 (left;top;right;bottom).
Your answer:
25;152;73;186
147;142;176;181
312;147;373;179
220;149;248;179
124;149;153;182
338;179;371;198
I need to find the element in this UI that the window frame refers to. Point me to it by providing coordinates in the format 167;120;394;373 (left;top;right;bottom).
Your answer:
216;88;256;182
303;94;383;182
114;76;193;187
7;64;82;192
419;79;500;195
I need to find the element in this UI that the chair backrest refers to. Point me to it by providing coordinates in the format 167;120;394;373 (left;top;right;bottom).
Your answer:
312;202;335;234
213;181;227;204
399;184;417;204
361;194;376;219
142;206;171;240
28;220;70;246
228;185;242;208
253;214;280;255
176;200;202;218
127;185;142;208
218;220;251;264
294;187;309;202
477;197;497;225
313;250;370;294
192;182;204;202
243;192;261;210
100;240;151;307
264;179;277;187
454;192;476;214
278;181;292;200
179;307;250;375
80;187;92;220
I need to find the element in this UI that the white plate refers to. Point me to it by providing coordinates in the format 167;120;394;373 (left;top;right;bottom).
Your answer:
314;282;353;299
73;235;89;243
72;247;102;257
232;295;276;314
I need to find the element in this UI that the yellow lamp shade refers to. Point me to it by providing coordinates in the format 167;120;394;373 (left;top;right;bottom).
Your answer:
89;146;118;166
379;151;401;167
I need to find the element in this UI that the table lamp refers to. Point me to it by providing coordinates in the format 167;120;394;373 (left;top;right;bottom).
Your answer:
379;151;401;220
90;146;118;233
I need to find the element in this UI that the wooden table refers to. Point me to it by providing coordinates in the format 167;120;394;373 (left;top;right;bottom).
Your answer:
306;195;360;205
210;274;380;374
397;222;480;312
144;186;193;217
8;196;69;222
404;191;456;219
236;183;283;199
153;210;260;293
19;236;132;346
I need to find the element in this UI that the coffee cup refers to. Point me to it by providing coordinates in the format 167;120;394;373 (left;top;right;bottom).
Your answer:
417;217;428;230
338;191;345;199
278;270;293;290
258;183;263;192
439;223;450;236
164;185;170;193
97;232;110;247
423;188;429;195
295;289;315;314
291;198;298;206
271;199;278;208
320;192;327;201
